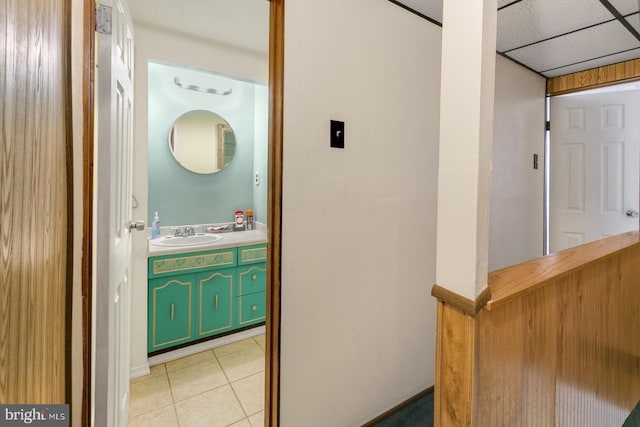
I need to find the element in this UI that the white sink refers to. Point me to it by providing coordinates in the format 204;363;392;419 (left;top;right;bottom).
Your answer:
150;233;222;247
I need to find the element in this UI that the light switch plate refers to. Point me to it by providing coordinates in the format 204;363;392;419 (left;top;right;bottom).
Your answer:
330;120;345;149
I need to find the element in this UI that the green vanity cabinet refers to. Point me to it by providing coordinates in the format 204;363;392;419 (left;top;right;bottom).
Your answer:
148;243;267;353
148;275;194;352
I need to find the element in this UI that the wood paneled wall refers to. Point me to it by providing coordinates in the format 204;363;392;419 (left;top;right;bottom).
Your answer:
547;58;640;95
0;0;70;403
433;233;640;426
476;236;640;426
434;302;476;426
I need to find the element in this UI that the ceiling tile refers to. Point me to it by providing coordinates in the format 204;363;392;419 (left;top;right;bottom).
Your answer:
626;11;640;31
393;0;443;23
507;20;640;73
497;0;615;52
542;47;640;77
608;0;640;15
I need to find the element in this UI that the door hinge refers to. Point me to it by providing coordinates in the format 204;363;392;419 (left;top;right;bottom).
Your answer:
96;5;112;35
545;121;551;131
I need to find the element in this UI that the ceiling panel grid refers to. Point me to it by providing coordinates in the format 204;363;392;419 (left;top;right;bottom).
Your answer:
389;0;640;78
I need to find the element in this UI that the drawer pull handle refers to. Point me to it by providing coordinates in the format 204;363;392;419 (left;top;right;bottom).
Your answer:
170;304;175;320
214;294;219;311
251;304;258;312
251;274;258;281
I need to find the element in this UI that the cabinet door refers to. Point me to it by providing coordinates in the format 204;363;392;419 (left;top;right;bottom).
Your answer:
197;268;234;338
148;275;193;352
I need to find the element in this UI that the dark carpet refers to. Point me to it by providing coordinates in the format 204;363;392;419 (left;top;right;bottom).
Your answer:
623;400;640;427
371;392;434;427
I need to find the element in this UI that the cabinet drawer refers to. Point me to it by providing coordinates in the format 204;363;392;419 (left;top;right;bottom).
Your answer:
237;292;266;326
237;264;266;296
149;247;236;278
238;244;267;266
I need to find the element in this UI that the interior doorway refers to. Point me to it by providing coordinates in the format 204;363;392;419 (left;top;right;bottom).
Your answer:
84;0;284;424
547;82;640;253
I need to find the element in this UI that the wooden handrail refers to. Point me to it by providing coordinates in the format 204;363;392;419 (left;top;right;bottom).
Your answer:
486;231;640;310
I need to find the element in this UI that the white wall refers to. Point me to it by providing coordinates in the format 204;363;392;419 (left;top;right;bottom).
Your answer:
253;85;268;224
130;23;268;375
280;1;441;424
489;55;546;271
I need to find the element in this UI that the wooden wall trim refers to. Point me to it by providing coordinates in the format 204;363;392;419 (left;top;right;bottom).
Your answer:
432;284;491;316
487;231;640;310
265;0;284;425
64;0;74;406
547;57;640;95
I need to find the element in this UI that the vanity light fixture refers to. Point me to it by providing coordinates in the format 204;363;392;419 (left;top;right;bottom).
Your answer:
174;76;232;96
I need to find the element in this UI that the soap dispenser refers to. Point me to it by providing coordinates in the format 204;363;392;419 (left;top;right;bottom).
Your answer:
151;212;161;239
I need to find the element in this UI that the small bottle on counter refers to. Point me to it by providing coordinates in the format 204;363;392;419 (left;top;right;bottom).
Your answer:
234;210;245;231
151;212;161;239
246;209;254;230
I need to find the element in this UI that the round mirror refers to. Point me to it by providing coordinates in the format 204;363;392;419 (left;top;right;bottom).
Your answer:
168;110;236;174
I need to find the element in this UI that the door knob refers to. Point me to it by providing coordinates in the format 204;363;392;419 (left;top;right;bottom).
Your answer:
626;210;639;218
128;220;146;231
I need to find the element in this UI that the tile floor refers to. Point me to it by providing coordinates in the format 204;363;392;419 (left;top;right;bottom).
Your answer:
129;334;266;427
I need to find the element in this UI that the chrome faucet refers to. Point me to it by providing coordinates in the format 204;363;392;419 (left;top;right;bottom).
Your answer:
174;226;196;237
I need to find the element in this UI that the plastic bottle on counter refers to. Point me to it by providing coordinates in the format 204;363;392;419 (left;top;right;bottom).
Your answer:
151;212;161;239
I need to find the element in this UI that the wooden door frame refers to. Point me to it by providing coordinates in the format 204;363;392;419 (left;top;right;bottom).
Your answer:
80;0;285;425
266;0;284;425
81;0;95;424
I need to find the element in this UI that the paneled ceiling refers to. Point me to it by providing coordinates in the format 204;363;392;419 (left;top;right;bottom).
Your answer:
390;0;640;78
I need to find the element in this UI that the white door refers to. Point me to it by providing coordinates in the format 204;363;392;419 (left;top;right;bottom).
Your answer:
550;90;640;253
94;0;135;425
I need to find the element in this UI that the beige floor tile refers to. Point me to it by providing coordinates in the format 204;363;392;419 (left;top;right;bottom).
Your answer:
168;360;228;402
253;334;266;352
231;372;265;416
217;345;265;382
175;384;245;427
228;419;252;427
214;337;261;358
165;350;215;373
128;404;178;427
248;411;264;427
129;373;173;417
131;364;167;385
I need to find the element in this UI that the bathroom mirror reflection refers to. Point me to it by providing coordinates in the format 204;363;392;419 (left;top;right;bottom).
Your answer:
169;109;236;174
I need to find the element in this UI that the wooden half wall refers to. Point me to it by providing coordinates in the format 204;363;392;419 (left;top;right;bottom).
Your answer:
433;232;640;426
0;0;71;403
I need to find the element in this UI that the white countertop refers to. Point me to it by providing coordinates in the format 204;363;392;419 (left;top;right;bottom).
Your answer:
148;229;268;257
